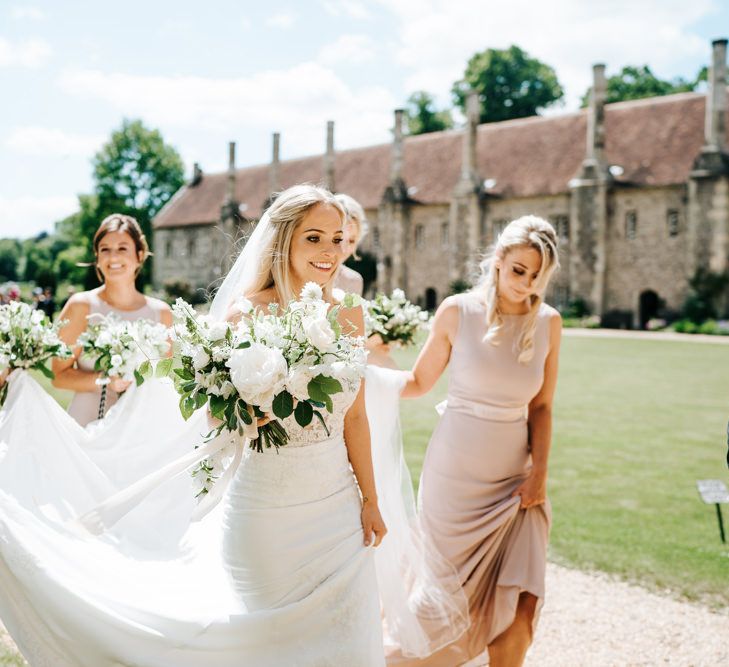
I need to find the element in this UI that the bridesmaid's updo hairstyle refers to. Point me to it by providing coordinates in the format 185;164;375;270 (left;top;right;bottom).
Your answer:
93;214;150;282
334;193;368;260
249;184;346;305
477;215;559;364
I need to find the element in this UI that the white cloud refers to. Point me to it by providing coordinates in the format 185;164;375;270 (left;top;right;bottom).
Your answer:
317;34;376;65
320;0;371;20
6;126;104;157
10;6;47;20
266;10;296;29
0;37;51;68
379;0;717;110
57;62;397;157
0;194;77;239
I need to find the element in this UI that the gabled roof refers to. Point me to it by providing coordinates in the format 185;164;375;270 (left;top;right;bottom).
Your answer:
153;90;725;229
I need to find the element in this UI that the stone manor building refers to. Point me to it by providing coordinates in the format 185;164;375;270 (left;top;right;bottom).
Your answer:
153;38;729;328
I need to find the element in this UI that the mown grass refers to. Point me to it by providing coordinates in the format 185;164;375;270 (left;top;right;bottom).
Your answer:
395;336;729;608
2;334;727;663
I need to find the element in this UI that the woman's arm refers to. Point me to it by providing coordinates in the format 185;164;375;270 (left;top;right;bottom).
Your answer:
400;296;459;398
341;305;387;547
512;311;563;508
51;296;102;392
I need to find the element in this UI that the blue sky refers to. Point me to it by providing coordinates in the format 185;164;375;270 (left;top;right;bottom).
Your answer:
2;0;728;238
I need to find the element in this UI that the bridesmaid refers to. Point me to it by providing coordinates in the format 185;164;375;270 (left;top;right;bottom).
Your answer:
395;216;561;667
52;214;172;426
334;193;367;296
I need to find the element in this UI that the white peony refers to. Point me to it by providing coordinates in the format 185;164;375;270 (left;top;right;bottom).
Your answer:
303;315;336;352
192;347;211;371
300;282;323;302
226;342;287;409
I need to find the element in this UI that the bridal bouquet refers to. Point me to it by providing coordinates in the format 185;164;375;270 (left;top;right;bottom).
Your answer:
167;283;367;496
78;314;170;386
365;288;431;347
0;301;72;404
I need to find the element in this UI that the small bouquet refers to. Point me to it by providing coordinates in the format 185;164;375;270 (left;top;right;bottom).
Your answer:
78;313;170;417
0;301;72;405
166;283;367;497
365;288;431;347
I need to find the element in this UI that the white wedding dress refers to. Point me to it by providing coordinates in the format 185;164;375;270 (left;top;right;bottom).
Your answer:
0;370;385;666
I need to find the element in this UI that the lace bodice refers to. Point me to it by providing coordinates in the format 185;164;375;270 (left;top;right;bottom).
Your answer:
280;379;360;447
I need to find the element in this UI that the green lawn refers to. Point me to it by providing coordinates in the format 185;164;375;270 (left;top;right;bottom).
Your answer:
395;336;729;608
2;334;728;663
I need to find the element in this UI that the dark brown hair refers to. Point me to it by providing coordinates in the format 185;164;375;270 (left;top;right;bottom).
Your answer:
93;214;150;281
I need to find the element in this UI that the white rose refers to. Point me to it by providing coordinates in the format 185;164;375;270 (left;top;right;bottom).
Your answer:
391;288;406;301
300;282;323;302
285;365;316;401
207;322;228;341
192;348;211;370
96;331;112;347
329;360;363;389
226;342;287;408
110;354;123;368
331;287;345;303
30;310;44;325
234;296;254;315
303;316;336;352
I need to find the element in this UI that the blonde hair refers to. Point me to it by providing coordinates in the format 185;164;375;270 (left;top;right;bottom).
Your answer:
245;184;346;305
478;215;559;363
334;193;368;260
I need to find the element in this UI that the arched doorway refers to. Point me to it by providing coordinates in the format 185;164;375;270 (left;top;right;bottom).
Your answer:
425;287;437;311
639;290;660;329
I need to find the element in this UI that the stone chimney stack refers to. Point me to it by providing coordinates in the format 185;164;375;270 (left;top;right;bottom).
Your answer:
586;64;607;164
705;38;727;151
462;91;480;182
225;141;236;204
190;162;202;186
390;109;404;184
325;121;335;192
269;132;281;194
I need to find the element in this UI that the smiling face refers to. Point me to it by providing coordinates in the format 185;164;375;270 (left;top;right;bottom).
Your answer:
496;245;543;307
288;203;345;291
96;230;143;284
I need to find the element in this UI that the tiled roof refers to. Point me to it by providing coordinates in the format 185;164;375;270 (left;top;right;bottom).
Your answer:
153;90;725;229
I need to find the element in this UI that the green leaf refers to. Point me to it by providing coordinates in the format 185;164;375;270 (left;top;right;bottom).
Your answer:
35;363;54;379
194;391;208;409
237;401;253;425
179;395;195;420
155;357;173;378
294;400;313;427
307;379;328;404
312;374;343;395
209;394;227;419
134;368;144;386
138;360;152;379
312;409;330;435
173;367;193;380
272;391;294;420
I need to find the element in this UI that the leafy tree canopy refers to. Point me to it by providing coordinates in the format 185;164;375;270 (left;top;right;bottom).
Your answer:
452;45;564;123
405;91;454;135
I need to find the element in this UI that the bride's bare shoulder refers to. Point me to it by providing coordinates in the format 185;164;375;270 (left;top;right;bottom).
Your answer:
225;288;278;323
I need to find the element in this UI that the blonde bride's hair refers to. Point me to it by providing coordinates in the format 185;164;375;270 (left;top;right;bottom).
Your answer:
246;184;346;305
477;215;559;363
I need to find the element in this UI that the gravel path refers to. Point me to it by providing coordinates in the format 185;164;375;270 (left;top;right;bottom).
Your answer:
1;562;727;666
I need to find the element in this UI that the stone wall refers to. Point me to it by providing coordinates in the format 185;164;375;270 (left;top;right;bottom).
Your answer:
604;185;688;322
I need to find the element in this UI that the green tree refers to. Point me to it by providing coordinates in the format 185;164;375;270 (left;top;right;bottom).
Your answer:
580;65;703;107
405;91;454;135
92;119;185;285
452;45;564;123
0;239;22;281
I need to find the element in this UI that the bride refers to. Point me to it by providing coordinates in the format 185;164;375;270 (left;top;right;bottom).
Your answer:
0;184;387;666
